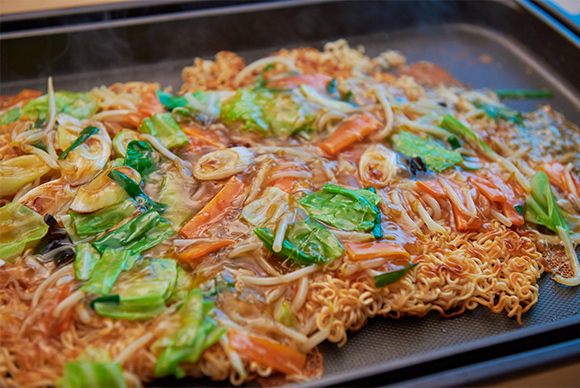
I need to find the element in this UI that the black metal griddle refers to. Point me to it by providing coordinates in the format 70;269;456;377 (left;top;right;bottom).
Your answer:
1;1;579;386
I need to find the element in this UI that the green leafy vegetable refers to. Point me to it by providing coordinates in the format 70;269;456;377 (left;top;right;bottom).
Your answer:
448;135;461;149
31;141;47;152
364;187;383;239
82;250;135;295
392;131;462;173
124;140;159;181
91;209;173;254
524;171;569;233
154;289;226;378
326;78;338;94
221;88;316;137
440;113;496;155
21;91;97;122
298;184;383;233
62;356;126;388
479;104;523;124
158;170;195;230
90;294;120;308
75;243;100;281
156;90;189;110
374;263;418;288
138;113;190;149
0;107;20;125
255;219;344;265
0;202;49;263
58;126;99;160
495;89;553;99
94;260;177;320
514;205;523;215
107;169;167;213
69;199;137;238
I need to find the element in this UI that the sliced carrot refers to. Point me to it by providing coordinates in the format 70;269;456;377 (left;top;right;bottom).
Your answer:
139;88;165;117
467;175;507;202
417;180;446;198
9;89;43;108
317;112;381;155
124;88;165;127
538;161;566;190
267;74;331;90
484;173;525;226
452;202;482;231
228;331;306;376
345;241;410;261
180;176;246;238
182;125;226;149
177;240;235;262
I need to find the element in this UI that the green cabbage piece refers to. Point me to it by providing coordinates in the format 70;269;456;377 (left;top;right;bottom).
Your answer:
0;202;49;263
392;131;462;173
21;91;97;121
524;171;569;233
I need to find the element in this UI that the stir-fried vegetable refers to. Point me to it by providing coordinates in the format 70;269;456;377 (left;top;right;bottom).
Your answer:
524;171;568;233
71;167;141;213
0;108;20;125
82;250;136;295
440;113;495;155
181;176;246;238
298;184;382;233
358;144;398;187
0;155;51;196
374;263;418;288
21;91;97;121
495;89;553;99
156;90;189;110
158;170;196;230
0;202;49;263
112;130;141;157
94;258;177;320
255;219;344;265
345;241;410;261
193;147;255;181
228;331;306;376
62;360;126;388
59;126;99;160
91;209;173;254
34;214;75;267
392;131;462;173
177;240;235;263
478;103;523;125
221;89;316;137
154;289;226;378
69;199;138;238
17;179;74;216
107;169;167;213
75;243;100;281
318;112;381;155
138;113;190;149
124;140;160;182
242;187;289;227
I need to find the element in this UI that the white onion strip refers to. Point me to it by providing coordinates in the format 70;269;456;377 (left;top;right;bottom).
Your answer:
416;201;446;234
238;265;318;286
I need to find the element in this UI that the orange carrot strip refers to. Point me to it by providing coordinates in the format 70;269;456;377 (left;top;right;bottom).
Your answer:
124;112;146;128
182;125;226;149
345;241;410;261
452;202;482;231
180;176;246;238
139;88;165;117
9;89;43;107
177;240;235;262
538;161;566;190
228;331;306;376
271;176;296;193
417;180;446;198
484;173;525;225
468;175;506;202
318;112;381;155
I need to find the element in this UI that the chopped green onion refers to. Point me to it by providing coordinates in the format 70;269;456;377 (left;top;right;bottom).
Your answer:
90;294;120;309
374;263;418;288
0;107;20;125
58;126;98;160
107;169;167;213
514;205;523;215
495;89;553;99
448;135;461;149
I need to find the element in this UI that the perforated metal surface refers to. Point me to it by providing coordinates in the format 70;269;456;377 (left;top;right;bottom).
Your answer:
1;2;579;386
